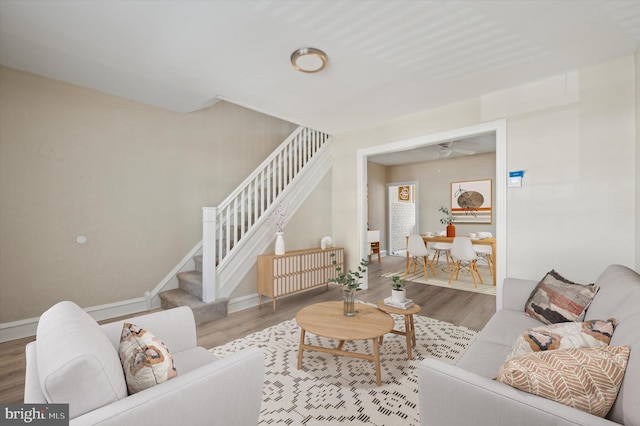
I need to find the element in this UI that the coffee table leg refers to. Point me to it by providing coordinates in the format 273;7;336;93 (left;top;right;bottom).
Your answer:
373;337;382;386
410;314;416;347
297;328;306;369
404;315;413;360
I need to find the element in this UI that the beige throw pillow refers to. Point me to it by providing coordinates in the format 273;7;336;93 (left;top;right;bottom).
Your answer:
118;322;178;395
497;346;630;418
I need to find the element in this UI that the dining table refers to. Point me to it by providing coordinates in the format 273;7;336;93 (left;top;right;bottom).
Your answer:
411;236;497;286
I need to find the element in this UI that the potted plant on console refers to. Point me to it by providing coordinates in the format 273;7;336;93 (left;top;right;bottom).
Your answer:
439;206;456;237
390;275;407;303
328;253;368;317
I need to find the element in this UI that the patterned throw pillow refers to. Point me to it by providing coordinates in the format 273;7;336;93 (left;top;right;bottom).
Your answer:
118;322;178;395
524;270;599;324
505;318;617;361
496;346;630;418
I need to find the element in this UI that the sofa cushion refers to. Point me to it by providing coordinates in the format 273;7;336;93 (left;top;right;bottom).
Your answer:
457;309;542;378
584;265;640;425
524;270;599;324
172;347;219;375
35;301;127;419
118;322;178;394
505;318;616;361
496;345;630;418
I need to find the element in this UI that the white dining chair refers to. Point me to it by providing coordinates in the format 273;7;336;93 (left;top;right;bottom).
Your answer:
473;232;493;277
449;236;483;288
431;231;452;270
406;234;436;279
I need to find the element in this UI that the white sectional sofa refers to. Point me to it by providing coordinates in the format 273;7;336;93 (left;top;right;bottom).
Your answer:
419;264;639;426
24;301;264;426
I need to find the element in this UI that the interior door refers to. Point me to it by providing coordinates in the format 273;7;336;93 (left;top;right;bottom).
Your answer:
388;183;418;256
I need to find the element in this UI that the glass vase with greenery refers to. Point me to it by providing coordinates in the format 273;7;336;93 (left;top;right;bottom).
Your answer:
329;253;368;316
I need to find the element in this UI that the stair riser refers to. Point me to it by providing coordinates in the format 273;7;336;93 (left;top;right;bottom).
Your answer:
159;289;228;326
178;277;202;299
191;302;227;326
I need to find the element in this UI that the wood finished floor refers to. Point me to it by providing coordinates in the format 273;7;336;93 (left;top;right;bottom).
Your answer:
0;255;495;404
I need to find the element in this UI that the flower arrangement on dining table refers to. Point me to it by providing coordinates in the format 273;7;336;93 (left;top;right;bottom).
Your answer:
438;206;456;225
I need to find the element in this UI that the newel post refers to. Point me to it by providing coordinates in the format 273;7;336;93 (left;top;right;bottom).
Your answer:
202;207;217;303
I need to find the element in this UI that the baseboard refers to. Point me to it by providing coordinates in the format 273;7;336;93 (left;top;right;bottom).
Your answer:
228;293;261;313
0;296;150;343
0;316;38;343
1;291;286;342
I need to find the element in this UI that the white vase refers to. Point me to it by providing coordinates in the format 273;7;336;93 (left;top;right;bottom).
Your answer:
392;288;406;303
275;232;285;255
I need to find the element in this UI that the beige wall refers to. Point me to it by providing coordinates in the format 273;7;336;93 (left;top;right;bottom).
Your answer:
367;153;496;254
333;55;637;283
387;153;496;236
2;52;638;323
0;66;299;322
231;172;333;299
367;162;387;250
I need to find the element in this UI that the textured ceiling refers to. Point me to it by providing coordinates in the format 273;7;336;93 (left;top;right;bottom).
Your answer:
368;132;496;165
1;0;639;134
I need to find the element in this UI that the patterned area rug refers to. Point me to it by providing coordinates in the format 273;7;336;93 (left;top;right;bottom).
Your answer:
383;263;496;296
210;309;478;425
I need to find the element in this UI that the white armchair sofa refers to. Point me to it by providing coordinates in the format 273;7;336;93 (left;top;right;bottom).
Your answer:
419;264;639;426
24;301;264;426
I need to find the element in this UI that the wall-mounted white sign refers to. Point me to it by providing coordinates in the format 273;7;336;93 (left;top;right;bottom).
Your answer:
508;170;524;188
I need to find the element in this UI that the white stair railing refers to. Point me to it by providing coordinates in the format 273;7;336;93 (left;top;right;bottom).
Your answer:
202;127;331;303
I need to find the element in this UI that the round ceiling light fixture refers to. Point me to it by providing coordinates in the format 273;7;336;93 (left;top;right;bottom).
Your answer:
290;47;328;73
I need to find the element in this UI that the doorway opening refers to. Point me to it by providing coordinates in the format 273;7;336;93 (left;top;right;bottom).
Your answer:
357;119;507;309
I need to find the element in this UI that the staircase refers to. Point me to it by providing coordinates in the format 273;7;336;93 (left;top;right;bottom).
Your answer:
159;255;228;325
158;127;332;325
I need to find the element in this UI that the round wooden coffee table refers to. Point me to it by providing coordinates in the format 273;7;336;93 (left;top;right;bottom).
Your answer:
296;301;394;386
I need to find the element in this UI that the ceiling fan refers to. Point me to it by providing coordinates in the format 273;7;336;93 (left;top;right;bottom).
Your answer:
435;141;476;158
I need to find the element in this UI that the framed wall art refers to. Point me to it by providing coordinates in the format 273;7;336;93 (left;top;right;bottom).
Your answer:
398;185;412;203
450;179;492;223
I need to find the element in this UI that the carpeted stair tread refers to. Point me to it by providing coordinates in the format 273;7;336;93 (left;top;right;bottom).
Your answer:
159;289;228;326
177;270;202;282
177;270;203;298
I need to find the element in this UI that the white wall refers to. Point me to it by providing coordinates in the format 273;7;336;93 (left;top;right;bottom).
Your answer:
636;47;640;271
333;55;637;283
